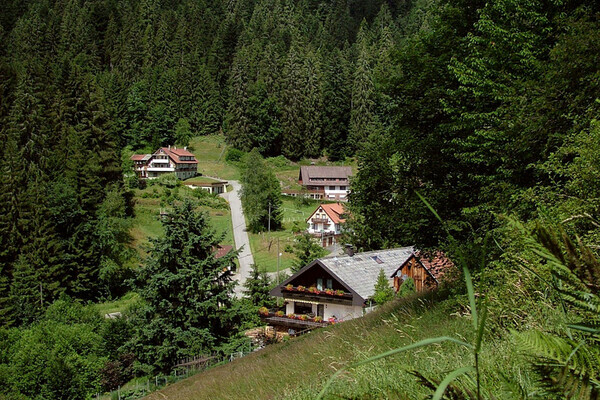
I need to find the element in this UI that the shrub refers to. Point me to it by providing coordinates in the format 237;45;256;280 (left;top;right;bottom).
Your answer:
266;155;290;168
225;148;245;162
397;277;416;298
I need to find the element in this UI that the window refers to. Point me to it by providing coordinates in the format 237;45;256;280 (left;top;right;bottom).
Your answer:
317;278;323;290
326;279;333;289
328;186;335;190
294;302;312;315
340;186;346;190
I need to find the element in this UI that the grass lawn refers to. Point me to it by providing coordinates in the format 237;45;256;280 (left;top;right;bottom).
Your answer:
248;197;333;273
91;292;140;316
129;185;233;261
187;135;241;181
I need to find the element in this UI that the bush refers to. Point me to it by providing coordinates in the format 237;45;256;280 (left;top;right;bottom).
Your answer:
397;277;416;298
225;148;245;163
266;155;290;168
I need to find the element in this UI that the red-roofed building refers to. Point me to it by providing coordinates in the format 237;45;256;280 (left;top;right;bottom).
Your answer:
306;203;347;247
130;146;198;179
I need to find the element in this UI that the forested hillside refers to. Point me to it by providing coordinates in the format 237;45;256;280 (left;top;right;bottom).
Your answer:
1;0;600;398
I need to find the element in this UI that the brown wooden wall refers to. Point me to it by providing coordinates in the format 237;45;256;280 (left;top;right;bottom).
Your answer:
394;257;436;292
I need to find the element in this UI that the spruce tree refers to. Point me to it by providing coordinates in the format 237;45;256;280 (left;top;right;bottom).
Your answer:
349;20;376;151
129;200;239;372
243;264;275;308
240;149;283;233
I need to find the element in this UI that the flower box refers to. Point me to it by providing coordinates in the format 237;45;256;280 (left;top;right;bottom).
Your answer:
314;316;323;323
285;284;294;291
297;285;306;292
275;310;284;317
308;287;320;294
298;314;308;321
258;307;269;316
324;289;334;295
286;314;296;319
335;290;345;296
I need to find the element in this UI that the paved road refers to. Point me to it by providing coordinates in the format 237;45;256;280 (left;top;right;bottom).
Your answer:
220;180;254;297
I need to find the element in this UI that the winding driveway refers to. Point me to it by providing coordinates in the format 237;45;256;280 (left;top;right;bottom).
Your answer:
220;180;254;297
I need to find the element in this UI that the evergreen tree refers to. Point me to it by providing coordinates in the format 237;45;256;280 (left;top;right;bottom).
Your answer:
243;264;275;308
349;21;376;151
322;47;351;160
240;149;283;233
289;233;327;273
372;269;394;306
129;200;240;372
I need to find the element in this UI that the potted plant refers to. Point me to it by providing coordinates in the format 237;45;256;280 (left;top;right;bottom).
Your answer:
328;317;337;324
335;289;345;296
297;285;306;292
258;307;269;316
324;289;334;295
285;284;294;291
275;310;284;317
298;314;308;321
314;316;323;323
287;313;296;319
308;287;320;294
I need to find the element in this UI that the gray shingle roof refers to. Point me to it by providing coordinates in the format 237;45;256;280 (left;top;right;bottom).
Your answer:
300;165;353;180
319;247;414;301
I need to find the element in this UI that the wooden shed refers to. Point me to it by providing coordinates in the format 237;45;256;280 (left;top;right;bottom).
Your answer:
391;251;453;292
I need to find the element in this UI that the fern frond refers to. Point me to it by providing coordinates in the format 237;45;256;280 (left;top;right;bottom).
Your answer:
516;330;600;398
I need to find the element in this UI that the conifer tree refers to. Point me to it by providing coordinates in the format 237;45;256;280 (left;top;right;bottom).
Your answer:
129;200;239;372
243;264;275;308
240;149;283;233
349;21;376;151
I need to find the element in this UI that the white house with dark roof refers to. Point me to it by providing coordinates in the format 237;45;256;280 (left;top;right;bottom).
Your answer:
269;247;421;323
298;166;352;201
131;146;198;180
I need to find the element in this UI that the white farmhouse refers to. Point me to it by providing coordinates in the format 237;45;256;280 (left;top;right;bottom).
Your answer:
131;146;198;180
306;203;346;247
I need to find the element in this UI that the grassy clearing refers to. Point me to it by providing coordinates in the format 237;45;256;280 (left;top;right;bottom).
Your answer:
188;135;240;180
91;292;141;316
145;289;551;400
248;197;331;272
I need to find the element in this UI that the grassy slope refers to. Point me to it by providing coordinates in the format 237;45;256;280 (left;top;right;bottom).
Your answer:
248;197;333;273
145;290;543;400
188;135;240;180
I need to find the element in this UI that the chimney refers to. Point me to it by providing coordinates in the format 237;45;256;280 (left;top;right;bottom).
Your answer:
184;146;187;150
168;145;171;150
345;244;354;257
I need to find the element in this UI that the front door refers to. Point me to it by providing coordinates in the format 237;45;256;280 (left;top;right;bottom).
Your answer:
317;304;324;318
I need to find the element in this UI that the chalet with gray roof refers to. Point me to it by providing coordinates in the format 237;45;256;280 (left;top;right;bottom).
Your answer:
269;246;452;324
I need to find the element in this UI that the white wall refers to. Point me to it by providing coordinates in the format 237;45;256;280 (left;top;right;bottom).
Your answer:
285;300;364;322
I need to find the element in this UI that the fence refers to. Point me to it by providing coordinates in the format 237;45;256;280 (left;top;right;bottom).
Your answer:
97;346;254;400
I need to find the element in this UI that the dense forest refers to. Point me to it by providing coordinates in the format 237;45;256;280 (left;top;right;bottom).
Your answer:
1;0;600;398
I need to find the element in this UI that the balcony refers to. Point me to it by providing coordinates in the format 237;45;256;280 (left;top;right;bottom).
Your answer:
258;309;332;330
311;218;330;224
281;285;353;305
147;165;175;172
